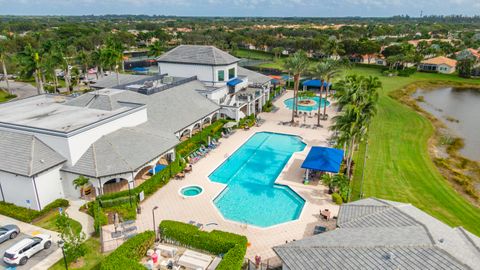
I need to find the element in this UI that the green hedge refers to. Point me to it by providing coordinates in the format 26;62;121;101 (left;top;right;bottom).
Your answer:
93;201;107;235
0;199;70;223
176;119;227;157
100;231;155;270
159;220;247;270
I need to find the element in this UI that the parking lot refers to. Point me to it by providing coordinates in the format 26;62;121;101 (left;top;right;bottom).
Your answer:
0;233;58;269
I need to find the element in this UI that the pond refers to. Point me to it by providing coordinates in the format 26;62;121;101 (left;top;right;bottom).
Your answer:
413;87;480;161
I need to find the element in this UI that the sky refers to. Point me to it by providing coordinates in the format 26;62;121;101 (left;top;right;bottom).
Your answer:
0;0;479;17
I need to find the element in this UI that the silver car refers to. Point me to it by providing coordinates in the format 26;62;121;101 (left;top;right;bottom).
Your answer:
0;225;20;244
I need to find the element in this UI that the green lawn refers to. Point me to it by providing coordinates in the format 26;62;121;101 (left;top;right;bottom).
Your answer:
49;237;106;270
346;67;480;236
33;209;83;234
0;90;16;102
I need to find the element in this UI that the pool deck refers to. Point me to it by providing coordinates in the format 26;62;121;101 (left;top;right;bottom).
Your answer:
136;91;339;263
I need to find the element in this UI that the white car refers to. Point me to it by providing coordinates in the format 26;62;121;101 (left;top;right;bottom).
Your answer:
3;234;52;266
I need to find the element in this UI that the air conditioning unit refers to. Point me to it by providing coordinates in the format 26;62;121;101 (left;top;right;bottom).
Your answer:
162;76;174;84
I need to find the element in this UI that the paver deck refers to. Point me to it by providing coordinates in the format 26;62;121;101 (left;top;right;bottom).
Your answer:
136;91;339;262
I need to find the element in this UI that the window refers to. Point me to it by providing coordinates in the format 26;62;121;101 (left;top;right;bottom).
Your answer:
218;70;225;82
228;68;235;79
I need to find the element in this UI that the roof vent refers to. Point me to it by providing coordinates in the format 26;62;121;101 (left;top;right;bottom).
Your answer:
39;159;45;163
384;252;395;260
439;238;445;243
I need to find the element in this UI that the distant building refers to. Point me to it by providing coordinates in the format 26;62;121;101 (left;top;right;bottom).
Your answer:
274;198;480;270
418;56;457;74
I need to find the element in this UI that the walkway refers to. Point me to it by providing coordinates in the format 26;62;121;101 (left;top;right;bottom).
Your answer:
66;199;95;237
0;80;38;99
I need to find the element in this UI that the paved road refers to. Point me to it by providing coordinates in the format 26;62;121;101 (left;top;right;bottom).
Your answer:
0;80;38;100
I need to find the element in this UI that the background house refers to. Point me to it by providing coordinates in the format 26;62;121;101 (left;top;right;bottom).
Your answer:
418;56;457;74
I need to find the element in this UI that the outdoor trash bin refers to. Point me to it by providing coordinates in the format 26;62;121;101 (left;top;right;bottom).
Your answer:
152;252;158;263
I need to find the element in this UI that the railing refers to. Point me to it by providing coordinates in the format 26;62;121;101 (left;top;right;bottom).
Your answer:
244;258;282;270
138;76;198;95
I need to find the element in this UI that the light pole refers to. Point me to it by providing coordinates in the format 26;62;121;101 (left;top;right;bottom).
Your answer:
152;206;159;241
58;240;68;270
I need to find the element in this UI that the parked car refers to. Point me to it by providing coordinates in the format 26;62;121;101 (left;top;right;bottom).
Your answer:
0;225;20;244
3;234;52;265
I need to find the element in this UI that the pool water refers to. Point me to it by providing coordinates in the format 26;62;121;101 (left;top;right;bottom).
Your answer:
181;186;203;197
210;132;306;227
284;96;330;112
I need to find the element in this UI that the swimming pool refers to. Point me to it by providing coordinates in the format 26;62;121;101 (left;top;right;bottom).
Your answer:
284;96;330;112
210;132;306;227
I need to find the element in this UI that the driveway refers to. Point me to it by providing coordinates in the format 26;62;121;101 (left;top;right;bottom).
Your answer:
0;215;62;270
0;81;38;100
0;233;58;270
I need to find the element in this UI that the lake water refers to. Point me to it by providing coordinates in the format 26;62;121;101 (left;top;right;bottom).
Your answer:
413;87;480;161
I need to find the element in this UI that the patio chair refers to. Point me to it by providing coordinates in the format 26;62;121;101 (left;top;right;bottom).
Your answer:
313;226;327;235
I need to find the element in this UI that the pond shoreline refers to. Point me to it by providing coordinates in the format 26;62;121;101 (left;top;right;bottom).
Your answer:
390;80;480;206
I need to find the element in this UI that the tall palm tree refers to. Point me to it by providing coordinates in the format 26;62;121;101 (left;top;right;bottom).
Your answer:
284;50;309;123
148;41;164;57
311;62;330;126
76;50;91;89
17;44;44;94
0;44;11;94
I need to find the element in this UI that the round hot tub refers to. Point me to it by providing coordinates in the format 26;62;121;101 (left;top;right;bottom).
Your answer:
179;185;203;198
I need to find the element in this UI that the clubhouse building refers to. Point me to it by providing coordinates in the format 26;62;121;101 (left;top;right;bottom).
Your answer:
0;45;272;210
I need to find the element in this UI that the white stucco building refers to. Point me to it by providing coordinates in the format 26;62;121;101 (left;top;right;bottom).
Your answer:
157;45;272;121
0;45;271;210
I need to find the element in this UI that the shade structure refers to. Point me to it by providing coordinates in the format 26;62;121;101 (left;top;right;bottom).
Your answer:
301;146;344;173
227;78;243;86
223;121;238;129
148;164;166;174
302;79;332;88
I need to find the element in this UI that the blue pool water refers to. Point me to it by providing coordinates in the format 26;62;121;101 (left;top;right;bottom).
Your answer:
284;96;330;112
181;186;203;197
210;132;306;227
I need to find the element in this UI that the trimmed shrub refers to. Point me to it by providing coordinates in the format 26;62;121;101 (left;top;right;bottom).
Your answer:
176;119;227;157
100;231;155;270
93;201;107;235
332;193;343;205
0;199;70;223
159;220;247;270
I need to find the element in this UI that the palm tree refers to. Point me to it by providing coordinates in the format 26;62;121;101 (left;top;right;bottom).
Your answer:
311;62;331;127
17;44;44;94
284;50;309;123
0;44;11;95
331;75;381;178
148;41;164;57
73;176;90;198
76;50;91;89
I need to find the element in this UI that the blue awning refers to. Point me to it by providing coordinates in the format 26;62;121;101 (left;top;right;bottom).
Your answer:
227;78;243;86
302;79;331;88
301;146;344;173
148;164;166;175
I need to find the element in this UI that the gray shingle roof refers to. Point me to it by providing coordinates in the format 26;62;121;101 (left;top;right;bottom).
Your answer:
62;79;219;177
156;45;239;66
273;198;480;270
65;92;123;111
0;130;66;176
237;66;271;85
62;124;178;178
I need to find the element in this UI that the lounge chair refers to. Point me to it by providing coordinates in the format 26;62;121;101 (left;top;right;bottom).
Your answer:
314;226;327;235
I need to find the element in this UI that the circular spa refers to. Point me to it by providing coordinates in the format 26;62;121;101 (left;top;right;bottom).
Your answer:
284;96;330;112
179;185;203;198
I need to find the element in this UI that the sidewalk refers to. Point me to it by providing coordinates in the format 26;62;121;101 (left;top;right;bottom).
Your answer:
66;199;95;238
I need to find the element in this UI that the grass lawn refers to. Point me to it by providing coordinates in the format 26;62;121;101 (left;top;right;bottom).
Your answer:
233;48;275;60
345;66;480;235
33;209;83;234
49;237;106;270
0;90;16;102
